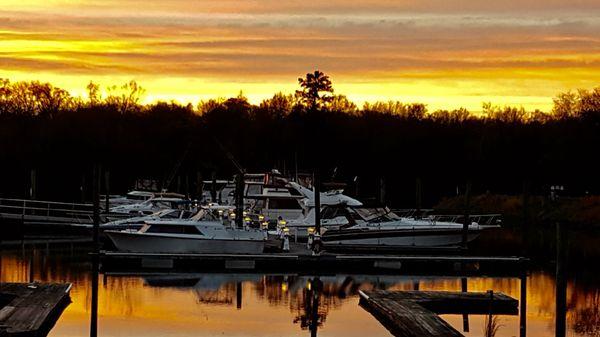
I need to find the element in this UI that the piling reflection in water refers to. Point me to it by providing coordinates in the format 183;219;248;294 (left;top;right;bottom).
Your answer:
0;247;599;337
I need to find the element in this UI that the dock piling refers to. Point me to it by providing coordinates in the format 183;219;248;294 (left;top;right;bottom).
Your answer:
29;169;37;200
92;166;100;250
462;181;471;249
555;223;567;337
519;272;527;337
415;177;422;219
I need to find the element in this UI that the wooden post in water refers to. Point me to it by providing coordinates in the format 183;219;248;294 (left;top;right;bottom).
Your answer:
314;171;321;234
461;277;469;332
236;282;242;310
210;171;217;203
90;250;99;337
462;181;472;249
104;170;110;213
379;177;386;205
80;173;86;203
90;165;101;337
415;177;422;219
555;222;567;337
234;173;244;229
29;169;37;200
196;172;203;200
520;272;527;337
185;174;190;198
92;166;100;250
487;290;494;336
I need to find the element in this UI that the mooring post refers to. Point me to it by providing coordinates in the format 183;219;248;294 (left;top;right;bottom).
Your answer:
196;171;203;200
236;282;242;310
462;277;469;332
555;222;567;337
313;170;322;254
104;170;110;213
80;173;86;203
234;173;244;229
90;250;99;337
210;171;217;203
379;177;386;205
520;271;527;337
92;166;100;251
461;181;472;249
487;290;494;336
314;171;321;234
185;174;190;198
29;169;37;200
416;177;422;219
29;256;34;283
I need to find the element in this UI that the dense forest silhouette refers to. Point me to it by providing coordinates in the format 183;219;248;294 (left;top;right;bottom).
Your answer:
0;72;598;206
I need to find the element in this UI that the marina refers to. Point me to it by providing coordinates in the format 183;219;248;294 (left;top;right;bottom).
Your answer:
0;240;589;337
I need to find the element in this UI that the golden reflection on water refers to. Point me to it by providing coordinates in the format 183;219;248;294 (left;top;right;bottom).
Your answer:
1;247;599;337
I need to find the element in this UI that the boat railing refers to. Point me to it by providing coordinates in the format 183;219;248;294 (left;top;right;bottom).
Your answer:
390;208;502;226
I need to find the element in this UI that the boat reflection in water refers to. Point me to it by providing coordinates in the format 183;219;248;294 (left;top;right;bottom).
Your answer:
0;246;598;337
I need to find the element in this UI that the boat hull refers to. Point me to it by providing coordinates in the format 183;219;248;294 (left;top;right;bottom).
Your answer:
322;228;482;247
106;231;265;254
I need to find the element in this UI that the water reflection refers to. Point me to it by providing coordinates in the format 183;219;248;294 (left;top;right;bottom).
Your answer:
0;245;599;337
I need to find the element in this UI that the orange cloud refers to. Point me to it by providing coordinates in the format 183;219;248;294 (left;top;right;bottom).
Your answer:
1;1;599;111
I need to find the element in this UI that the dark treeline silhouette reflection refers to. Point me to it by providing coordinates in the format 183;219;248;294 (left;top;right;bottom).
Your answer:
1;74;599;206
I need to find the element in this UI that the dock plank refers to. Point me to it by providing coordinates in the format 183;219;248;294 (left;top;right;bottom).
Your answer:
0;283;71;336
359;290;518;337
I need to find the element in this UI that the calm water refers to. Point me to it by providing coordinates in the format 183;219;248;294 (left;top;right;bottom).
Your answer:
0;236;598;337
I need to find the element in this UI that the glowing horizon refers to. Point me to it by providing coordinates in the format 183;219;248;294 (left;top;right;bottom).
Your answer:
1;1;599;111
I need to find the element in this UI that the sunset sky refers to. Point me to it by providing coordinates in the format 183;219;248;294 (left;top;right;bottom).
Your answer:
1;0;599;111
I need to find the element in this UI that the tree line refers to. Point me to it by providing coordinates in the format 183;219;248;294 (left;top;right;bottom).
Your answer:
0;71;598;206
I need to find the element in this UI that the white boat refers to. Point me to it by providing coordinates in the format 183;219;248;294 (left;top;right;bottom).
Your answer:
101;208;197;231
287;204;498;247
105;220;266;254
102;191;185;208
109;196;188;215
320;221;488;247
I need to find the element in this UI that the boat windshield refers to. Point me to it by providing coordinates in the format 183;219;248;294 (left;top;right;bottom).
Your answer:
126;194;151;201
145;224;202;235
353;207;395;222
268;198;302;210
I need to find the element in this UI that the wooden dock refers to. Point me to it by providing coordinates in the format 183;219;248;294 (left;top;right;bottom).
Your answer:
0;283;72;337
359;290;518;337
99;246;528;275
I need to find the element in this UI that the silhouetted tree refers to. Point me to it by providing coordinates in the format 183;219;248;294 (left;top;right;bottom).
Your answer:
295;70;334;111
105;80;145;114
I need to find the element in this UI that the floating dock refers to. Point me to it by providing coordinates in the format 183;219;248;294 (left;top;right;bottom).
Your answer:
99;244;528;275
359;290;518;337
0;283;72;337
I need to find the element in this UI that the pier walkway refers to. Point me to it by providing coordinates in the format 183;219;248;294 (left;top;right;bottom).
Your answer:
359;290;518;337
0;282;71;337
